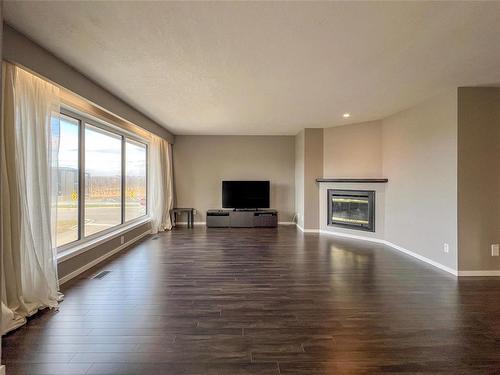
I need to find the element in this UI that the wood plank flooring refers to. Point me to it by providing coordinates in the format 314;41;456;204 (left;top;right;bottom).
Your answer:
3;226;500;374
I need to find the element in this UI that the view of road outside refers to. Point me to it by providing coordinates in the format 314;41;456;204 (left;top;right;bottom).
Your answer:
84;124;122;237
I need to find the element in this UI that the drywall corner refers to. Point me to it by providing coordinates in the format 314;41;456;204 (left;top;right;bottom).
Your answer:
457;87;500;272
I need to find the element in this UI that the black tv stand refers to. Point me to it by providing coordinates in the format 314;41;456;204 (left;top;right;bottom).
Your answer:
206;209;277;228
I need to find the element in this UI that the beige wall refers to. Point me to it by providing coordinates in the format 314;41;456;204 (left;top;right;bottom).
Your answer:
294;130;305;228
323;121;382;178
458;87;500;271
173;135;295;222
382;90;458;270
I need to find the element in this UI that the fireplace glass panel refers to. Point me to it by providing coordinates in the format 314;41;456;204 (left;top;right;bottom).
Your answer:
328;190;375;232
331;197;369;225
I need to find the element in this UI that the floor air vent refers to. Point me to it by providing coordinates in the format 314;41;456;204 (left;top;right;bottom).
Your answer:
92;271;111;279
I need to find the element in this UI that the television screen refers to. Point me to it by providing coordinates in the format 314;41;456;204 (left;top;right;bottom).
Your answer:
222;181;270;209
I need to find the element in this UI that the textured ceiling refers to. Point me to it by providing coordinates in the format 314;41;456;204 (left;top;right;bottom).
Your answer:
5;1;500;135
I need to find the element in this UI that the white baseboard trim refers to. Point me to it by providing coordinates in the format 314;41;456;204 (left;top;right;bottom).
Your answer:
384;239;458;276
59;229;151;285
296;224;320;233
318;229;386;244
176;221;296;226
175;221;206;226
458;270;500;277
318;229;458;276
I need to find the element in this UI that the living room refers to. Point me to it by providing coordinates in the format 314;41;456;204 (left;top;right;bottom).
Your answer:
1;1;499;374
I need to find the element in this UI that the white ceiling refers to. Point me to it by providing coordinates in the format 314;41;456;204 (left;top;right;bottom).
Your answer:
5;1;500;135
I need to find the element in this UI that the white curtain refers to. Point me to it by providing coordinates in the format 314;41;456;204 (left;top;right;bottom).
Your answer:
1;63;62;335
149;134;174;234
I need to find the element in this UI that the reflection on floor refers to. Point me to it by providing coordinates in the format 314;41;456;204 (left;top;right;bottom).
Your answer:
3;226;500;374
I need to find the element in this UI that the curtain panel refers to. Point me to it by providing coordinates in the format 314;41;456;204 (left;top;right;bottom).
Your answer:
149;135;174;234
1;63;62;335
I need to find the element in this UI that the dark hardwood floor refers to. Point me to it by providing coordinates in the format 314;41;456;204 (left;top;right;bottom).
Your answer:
3;226;500;374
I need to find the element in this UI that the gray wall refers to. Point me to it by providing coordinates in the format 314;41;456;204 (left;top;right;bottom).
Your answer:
173;135;295;222
3;24;174;143
458;87;500;271
303;129;323;230
323;120;382;178
294;128;323;230
382;90;458;270
58;223;151;281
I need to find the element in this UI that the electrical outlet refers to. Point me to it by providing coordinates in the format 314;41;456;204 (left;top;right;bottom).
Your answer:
120;236;125;245
443;243;449;253
491;244;499;257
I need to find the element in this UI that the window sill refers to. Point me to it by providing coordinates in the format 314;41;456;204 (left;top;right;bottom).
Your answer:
57;217;151;263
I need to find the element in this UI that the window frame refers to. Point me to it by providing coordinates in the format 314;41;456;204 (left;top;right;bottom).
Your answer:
54;113;82;249
56;107;149;253
124;138;149;222
83;122;124;238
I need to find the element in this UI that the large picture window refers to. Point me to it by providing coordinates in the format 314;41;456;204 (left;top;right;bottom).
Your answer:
53;109;149;251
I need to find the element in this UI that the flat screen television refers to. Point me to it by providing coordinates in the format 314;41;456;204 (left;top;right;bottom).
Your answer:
222;180;270;209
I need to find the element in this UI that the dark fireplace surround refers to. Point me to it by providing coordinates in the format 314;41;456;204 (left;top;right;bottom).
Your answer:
327;189;375;232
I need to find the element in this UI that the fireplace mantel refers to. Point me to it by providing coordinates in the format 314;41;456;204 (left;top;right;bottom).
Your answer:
316;178;388;183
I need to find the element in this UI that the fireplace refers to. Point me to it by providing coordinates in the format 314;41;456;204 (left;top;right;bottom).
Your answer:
327;189;375;232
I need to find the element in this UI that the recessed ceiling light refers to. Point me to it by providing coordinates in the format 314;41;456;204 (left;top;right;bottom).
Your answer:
342;113;351;118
